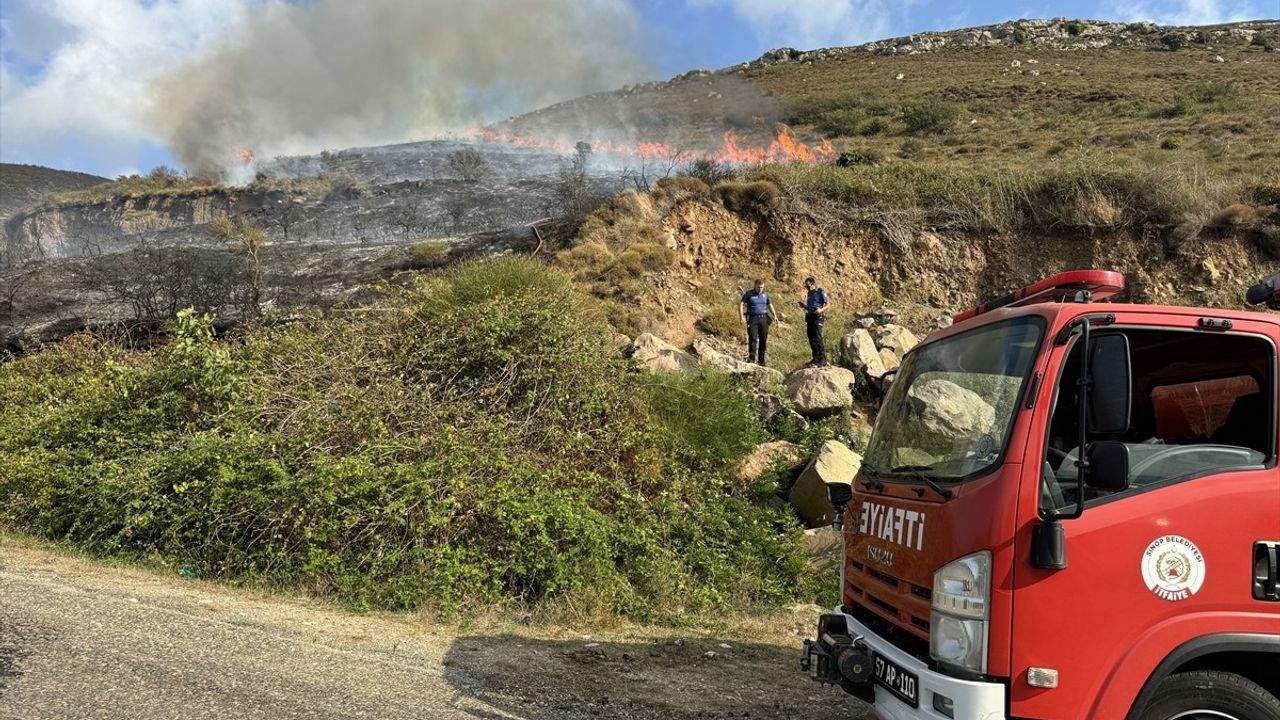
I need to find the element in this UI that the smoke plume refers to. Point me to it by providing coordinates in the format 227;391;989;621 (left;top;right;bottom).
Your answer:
147;0;650;179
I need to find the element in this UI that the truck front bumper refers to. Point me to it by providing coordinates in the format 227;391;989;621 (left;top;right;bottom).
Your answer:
801;608;1007;720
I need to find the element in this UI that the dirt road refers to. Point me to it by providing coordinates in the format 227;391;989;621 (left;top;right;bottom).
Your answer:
0;541;875;720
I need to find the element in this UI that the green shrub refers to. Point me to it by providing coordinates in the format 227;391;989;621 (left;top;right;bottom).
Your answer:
1252;184;1280;207
410;239;450;268
1011;24;1030;44
1160;33;1186;51
697;305;746;340
901;101;960;135
899;138;925;160
859;117;891;136
1064;20;1085;37
0;258;814;619
816;108;866;137
1160;136;1184;150
641;368;763;471
712;180;781;216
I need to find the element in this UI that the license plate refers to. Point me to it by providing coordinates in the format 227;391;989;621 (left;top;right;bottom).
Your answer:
872;653;919;707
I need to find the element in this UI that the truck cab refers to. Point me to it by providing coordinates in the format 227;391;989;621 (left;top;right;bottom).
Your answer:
801;270;1280;720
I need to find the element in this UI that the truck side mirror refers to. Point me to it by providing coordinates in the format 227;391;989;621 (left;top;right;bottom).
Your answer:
1089;333;1131;434
1085;441;1130;492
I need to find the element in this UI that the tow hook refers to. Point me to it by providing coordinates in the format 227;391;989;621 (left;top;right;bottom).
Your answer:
800;614;873;686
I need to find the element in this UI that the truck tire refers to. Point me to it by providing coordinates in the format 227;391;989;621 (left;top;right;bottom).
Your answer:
1138;670;1280;720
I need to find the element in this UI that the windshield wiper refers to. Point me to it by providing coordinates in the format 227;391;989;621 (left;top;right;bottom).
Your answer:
856;464;888;491
888;464;955;500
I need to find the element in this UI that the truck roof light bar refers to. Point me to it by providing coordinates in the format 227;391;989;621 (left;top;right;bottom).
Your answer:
954;270;1125;324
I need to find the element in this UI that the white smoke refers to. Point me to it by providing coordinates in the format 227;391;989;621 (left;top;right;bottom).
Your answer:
146;0;650;179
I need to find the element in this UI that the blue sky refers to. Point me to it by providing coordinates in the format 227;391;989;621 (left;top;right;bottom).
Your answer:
2;0;1275;177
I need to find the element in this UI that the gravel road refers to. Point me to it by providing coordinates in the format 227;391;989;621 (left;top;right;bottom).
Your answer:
0;542;876;720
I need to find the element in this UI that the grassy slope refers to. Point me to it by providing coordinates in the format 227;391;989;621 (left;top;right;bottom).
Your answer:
0;163;109;219
495;21;1280;183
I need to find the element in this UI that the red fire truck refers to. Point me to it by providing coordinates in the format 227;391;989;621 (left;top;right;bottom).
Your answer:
801;270;1280;719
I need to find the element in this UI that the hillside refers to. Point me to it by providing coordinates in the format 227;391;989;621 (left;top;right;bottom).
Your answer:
0;163;108;220
493;18;1280;180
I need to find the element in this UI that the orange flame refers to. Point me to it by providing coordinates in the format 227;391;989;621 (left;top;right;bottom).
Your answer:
238;149;256;165
469;125;835;165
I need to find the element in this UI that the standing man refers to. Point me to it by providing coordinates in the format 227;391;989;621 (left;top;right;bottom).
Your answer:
740;278;780;366
798;276;830;367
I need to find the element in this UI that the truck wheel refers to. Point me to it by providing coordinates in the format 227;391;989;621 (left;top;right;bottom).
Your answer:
1139;670;1280;720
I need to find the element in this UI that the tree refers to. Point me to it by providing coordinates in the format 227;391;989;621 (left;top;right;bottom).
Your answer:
554;141;606;218
446;147;489;183
211;215;266;315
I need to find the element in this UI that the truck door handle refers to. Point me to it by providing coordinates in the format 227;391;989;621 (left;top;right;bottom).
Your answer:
1255;542;1280;601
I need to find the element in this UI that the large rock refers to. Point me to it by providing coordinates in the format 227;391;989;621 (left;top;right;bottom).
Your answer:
907;379;995;441
631;333;698;373
785;366;857;417
875;324;920;355
840;329;887;379
692;336;785;386
789;440;862;527
879;348;901;374
736;440;806;485
804;526;844;571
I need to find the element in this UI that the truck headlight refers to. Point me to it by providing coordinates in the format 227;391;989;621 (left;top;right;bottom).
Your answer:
930;551;991;674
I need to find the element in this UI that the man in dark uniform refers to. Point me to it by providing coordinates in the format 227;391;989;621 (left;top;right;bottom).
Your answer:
740;278;779;366
798;276;830;367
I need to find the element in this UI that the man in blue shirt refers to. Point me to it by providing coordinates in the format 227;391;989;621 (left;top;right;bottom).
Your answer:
740;278;779;366
798;276;830;367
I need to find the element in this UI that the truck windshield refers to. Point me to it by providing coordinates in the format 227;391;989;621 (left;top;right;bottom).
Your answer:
864;317;1046;481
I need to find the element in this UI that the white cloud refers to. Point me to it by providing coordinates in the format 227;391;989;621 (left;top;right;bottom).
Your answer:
1112;0;1258;25
688;0;910;49
0;0;255;174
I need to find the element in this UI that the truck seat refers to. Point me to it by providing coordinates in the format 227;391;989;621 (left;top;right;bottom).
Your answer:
1209;393;1267;453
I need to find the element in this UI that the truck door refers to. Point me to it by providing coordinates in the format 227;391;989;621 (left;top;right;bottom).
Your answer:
1009;318;1279;719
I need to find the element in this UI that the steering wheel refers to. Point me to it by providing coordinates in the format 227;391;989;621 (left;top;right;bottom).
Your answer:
1127;444;1250;485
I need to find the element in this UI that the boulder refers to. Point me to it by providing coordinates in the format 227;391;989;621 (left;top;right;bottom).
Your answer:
907;379;995;441
631;333;698;373
789;440;862;527
693;336;784;386
785;366;857;417
736;440;806;485
878;348;901;374
804;527;844;571
840;329;887;378
875;324;919;355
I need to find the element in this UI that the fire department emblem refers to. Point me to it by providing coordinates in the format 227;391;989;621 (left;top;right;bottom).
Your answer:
1141;535;1205;602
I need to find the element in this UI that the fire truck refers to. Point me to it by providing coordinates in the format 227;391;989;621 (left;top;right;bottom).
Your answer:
801;270;1280;719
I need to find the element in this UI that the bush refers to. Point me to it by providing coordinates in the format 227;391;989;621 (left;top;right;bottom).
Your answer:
899;138;925;160
1064;20;1085;37
653;175;711;205
837;149;886;167
816;108;866;137
1252;185;1280;208
681;158;738;186
859;117;891;136
0;258;813;619
410;239;450;268
711;180;780;216
1011;23;1030;44
1160;33;1186;51
900;101;960;135
697;305;746;340
446;148;489;183
641;368;764;471
1160;136;1184;150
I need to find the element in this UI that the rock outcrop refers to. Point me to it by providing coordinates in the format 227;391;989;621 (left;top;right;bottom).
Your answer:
736;440;806;485
692;336;785;386
631;333;699;373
